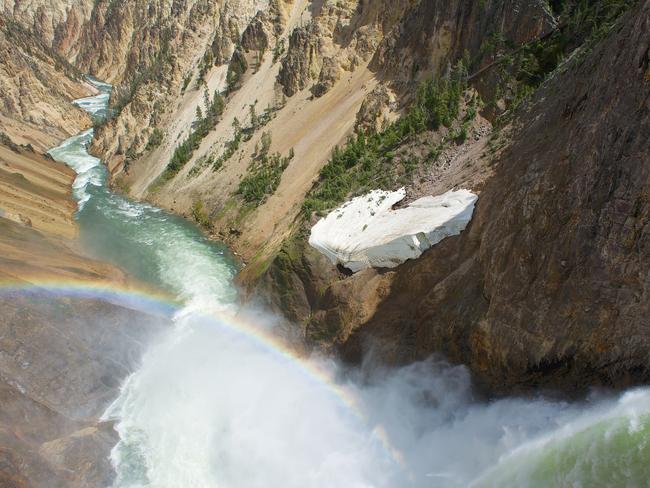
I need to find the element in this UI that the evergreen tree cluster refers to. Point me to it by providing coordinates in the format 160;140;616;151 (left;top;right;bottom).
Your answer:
162;90;225;180
303;67;467;216
238;133;293;205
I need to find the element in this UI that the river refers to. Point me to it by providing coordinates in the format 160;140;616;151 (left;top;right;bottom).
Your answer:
47;78;650;487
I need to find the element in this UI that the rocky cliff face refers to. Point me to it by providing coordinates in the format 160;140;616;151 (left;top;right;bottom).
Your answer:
0;289;167;488
259;0;650;394
92;0;551;279
0;142;171;487
0;0;94;59
0;17;92;150
372;0;554;86
361;1;649;393
84;0;266;174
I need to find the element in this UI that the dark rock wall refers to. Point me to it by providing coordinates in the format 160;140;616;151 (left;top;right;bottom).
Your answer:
258;0;650;396
342;0;650;394
372;0;555;88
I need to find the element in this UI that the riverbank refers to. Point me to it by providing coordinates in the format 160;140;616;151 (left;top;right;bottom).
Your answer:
0;86;174;487
254;0;650;396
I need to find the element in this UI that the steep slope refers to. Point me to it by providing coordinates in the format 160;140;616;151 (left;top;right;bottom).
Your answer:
0;0;94;59
94;0;553;269
260;0;650;394
0;140;77;238
0;286;166;488
0;17;92;151
0;43;170;482
352;1;650;393
0;141;171;488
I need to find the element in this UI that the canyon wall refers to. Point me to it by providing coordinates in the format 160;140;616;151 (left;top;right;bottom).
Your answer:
354;1;650;393
0;142;171;487
0;16;92;150
0;10;171;485
259;0;650;394
89;0;553;272
73;0;650;396
0;0;94;59
2;0;646;407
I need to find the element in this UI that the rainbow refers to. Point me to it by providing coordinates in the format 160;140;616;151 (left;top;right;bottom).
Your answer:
0;278;407;470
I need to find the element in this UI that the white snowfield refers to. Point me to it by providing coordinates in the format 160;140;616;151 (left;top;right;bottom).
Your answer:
309;188;478;272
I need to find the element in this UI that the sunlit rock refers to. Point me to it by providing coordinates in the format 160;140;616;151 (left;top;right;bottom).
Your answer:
309;188;478;272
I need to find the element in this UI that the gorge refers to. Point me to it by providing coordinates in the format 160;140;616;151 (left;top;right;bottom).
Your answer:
1;0;649;486
42;74;650;488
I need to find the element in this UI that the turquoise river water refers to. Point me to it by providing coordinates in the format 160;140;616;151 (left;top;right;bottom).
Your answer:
46;78;650;488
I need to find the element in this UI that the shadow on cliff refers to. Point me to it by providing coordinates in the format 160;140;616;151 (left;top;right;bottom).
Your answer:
340;0;650;395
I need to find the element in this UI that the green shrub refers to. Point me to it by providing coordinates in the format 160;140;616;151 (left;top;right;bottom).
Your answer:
181;74;192;93
146;128;164;151
238;152;291;205
161;90;226;180
302;65;467;216
226;46;248;93
212;129;242;171
110;27;173;115
191;199;211;229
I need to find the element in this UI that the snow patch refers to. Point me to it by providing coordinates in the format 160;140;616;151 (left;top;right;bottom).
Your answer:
309;188;478;272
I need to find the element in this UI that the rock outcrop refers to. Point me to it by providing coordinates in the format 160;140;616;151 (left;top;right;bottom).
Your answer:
0;0;94;58
278;23;322;97
0;17;91;150
241;10;270;54
0;284;168;488
260;0;650;395
372;0;555;88
0;140;171;487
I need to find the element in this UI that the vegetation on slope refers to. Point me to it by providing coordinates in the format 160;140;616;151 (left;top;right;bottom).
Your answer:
302;65;467;216
158;90;225;183
0;17;83;82
475;0;636;114
110;27;175;116
238;132;294;206
302;0;636;218
226;46;248;94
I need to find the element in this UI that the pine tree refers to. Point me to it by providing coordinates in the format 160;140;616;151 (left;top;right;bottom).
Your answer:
249;103;258;129
203;89;211;113
260;131;272;157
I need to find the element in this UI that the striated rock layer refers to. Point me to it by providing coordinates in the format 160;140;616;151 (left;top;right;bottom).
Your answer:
0;0;94;58
0;17;92;150
0;142;171;487
259;1;650;395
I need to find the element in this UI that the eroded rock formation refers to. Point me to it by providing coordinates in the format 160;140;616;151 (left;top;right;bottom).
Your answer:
0;17;91;150
260;0;650;395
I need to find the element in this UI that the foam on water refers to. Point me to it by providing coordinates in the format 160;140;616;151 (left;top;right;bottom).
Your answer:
74;92;111;114
469;389;650;487
74;75;114;122
46;77;650;488
49;128;104;209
